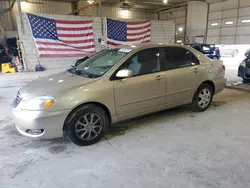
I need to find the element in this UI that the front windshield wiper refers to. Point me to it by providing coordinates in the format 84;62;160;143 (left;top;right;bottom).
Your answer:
68;67;98;78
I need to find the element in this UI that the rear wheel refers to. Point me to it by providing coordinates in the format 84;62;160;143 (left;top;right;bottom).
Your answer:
65;104;108;146
192;83;213;112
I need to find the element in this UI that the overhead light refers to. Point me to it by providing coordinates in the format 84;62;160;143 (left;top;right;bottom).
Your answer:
163;0;168;4
225;21;233;25
211;22;218;26
178;27;183;32
242;20;250;23
87;0;94;4
21;2;30;10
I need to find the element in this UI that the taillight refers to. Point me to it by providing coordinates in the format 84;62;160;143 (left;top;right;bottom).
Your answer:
222;65;226;71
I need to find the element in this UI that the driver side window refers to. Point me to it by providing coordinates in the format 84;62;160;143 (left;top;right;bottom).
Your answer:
121;48;161;76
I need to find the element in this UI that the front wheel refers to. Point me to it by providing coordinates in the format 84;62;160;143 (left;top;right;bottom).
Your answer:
65;104;109;146
192;84;214;112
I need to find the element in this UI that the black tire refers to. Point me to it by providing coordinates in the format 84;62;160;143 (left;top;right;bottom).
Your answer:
243;79;250;84
65;104;109;146
192;83;214;112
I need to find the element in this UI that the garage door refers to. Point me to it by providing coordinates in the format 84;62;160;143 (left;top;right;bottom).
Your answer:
207;0;250;44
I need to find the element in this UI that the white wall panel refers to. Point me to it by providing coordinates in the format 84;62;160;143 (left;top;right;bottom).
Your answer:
207;28;220;36
220;36;235;44
210;2;223;12
236;26;250;35
223;0;238;9
221;27;236;35
209;11;222;20
239;7;250;17
236;35;250;44
207;36;220;44
240;0;250;7
223;9;238;19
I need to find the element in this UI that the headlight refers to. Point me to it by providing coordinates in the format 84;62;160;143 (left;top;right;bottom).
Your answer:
21;96;55;110
240;61;246;68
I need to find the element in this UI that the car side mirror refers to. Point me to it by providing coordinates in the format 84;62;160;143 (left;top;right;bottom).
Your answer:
116;69;133;78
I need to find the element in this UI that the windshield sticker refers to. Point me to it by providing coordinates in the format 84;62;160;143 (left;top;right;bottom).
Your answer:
118;48;132;53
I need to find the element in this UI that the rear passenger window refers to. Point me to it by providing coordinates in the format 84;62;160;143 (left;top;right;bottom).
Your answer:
163;47;199;70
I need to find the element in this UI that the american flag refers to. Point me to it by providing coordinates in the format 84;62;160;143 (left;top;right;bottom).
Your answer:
107;18;151;47
27;13;96;58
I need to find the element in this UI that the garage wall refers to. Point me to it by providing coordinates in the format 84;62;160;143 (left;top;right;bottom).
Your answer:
159;7;187;43
0;1;15;38
79;5;157;20
17;13;175;70
207;0;250;44
0;0;71;38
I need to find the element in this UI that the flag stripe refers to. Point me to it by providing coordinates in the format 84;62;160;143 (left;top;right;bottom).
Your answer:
127;27;151;34
127;22;151;29
127;30;151;36
40;53;93;58
127;24;151;31
38;47;95;52
127;35;150;42
57;32;94;38
56;26;93;31
36;41;95;47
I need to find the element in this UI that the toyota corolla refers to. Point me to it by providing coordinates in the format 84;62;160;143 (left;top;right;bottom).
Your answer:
12;44;226;146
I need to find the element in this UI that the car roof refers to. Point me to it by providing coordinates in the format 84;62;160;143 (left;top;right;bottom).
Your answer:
116;43;191;51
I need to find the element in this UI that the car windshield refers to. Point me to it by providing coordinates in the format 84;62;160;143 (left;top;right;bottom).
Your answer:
68;49;130;78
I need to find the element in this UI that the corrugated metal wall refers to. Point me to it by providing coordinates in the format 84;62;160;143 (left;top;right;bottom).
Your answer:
0;1;14;31
207;0;250;44
0;0;71;33
79;6;157;20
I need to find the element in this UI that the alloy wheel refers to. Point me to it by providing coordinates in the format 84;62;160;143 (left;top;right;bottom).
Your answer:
74;113;103;141
198;88;211;109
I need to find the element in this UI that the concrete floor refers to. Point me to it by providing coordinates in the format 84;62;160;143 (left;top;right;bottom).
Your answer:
1;71;250;188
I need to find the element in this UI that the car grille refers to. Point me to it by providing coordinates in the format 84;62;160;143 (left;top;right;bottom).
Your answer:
13;92;22;108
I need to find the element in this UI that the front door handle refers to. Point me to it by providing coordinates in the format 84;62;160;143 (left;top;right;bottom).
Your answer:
155;75;164;80
193;68;199;73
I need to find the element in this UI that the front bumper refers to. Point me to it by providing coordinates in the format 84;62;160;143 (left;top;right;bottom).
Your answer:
238;66;250;80
12;107;70;139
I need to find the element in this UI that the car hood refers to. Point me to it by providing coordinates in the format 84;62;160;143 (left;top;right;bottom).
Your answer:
19;71;95;99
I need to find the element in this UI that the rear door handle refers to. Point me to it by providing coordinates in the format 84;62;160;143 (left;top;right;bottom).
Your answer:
155;75;164;80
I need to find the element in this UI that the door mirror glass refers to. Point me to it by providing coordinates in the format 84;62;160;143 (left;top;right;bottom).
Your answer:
75;56;89;67
116;69;133;78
